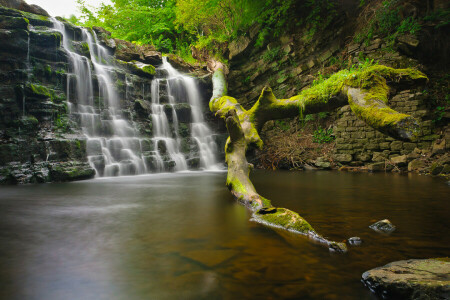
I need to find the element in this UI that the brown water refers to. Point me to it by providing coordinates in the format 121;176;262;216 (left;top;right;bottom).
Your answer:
0;171;448;300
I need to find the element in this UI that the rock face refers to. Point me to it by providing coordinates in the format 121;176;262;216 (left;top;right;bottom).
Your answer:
362;258;450;300
0;4;222;184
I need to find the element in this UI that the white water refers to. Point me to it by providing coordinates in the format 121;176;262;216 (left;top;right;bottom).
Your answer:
51;19;219;176
158;57;220;170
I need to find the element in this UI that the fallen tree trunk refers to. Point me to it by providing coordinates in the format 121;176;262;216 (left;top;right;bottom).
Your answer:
209;62;427;252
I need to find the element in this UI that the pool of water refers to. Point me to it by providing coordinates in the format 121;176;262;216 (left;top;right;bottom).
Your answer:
0;171;448;299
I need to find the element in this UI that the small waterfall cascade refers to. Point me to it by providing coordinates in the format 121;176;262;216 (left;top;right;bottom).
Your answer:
153;58;219;170
50;19;220;176
52;18;146;176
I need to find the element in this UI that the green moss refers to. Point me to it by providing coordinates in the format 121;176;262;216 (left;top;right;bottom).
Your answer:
81;42;90;55
141;65;156;75
255;208;314;233
28;83;52;98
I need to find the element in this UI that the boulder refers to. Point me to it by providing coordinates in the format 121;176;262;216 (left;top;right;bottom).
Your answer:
431;139;446;156
228;36;250;60
334;153;352;163
0;0;49;16
369;219;396;233
408;158;426;172
362;258;450;300
390;155;407;167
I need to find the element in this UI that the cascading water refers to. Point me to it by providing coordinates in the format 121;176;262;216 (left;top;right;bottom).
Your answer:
52;18;146;176
152;58;220;170
51;19;220;176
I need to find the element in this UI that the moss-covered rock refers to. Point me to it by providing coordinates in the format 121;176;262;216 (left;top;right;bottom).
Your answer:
49;162;95;182
362;258;450;299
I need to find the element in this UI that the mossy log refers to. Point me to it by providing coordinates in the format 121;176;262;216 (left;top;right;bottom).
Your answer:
209;62;427;253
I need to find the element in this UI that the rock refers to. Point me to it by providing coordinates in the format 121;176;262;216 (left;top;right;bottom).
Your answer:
368;162;387;172
0;0;49;16
114;39;141;61
348;237;362;246
49;162;95;182
372;152;387;162
432;139;446;156
334;153;352;163
408;159;426;172
328;242;347;253
186;157;200;169
362;258;450;300
430;162;444;175
314;157;331;169
228;36;250;60
369;219;396;233
390;155;407;167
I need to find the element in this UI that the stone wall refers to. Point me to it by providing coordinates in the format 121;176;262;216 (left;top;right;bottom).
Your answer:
225;4;449;176
333;90;434;165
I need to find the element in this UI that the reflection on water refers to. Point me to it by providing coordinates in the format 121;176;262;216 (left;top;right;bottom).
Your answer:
0;171;448;299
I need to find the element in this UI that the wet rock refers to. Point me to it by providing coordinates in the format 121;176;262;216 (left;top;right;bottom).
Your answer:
49;162;95;182
362;258;450;300
0;15;29;30
348;237;362;246
186;157;200;170
369;219;396;233
328;242;347;253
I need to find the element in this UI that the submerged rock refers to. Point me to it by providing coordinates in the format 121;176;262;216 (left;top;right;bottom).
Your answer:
348;237;362;246
362;258;450;300
369;219;396;234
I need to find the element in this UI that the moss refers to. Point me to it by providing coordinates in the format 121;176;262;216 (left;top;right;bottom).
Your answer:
255;208;314;233
80;42;90;55
27;83;52;98
141;65;156;75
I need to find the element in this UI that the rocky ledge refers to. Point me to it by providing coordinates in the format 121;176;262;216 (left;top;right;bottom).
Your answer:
362;258;450;300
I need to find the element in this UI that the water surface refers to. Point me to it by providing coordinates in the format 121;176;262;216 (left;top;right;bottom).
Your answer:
0;171;448;299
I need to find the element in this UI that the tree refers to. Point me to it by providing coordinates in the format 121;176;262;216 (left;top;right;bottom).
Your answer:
209;61;427;252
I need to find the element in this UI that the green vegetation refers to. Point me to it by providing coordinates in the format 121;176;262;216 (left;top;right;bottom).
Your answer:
313;127;335;144
75;0;338;61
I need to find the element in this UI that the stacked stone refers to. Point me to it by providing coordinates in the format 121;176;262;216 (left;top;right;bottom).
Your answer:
333;90;437;169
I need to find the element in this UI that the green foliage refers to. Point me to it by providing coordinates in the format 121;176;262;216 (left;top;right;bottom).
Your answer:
261;46;283;63
355;0;422;46
423;9;450;29
55;115;71;132
275;120;290;131
313;127;335;143
303;0;337;38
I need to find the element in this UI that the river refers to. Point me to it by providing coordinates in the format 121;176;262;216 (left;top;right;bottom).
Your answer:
0;171;448;299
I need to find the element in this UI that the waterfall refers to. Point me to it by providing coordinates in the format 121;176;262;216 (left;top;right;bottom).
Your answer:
155;58;219;170
51;19;220;176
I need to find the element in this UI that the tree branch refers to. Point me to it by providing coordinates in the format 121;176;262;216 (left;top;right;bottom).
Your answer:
209;63;427;252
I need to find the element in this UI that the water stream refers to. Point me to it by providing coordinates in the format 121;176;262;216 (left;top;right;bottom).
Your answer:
51;20;219;176
0;171;448;299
